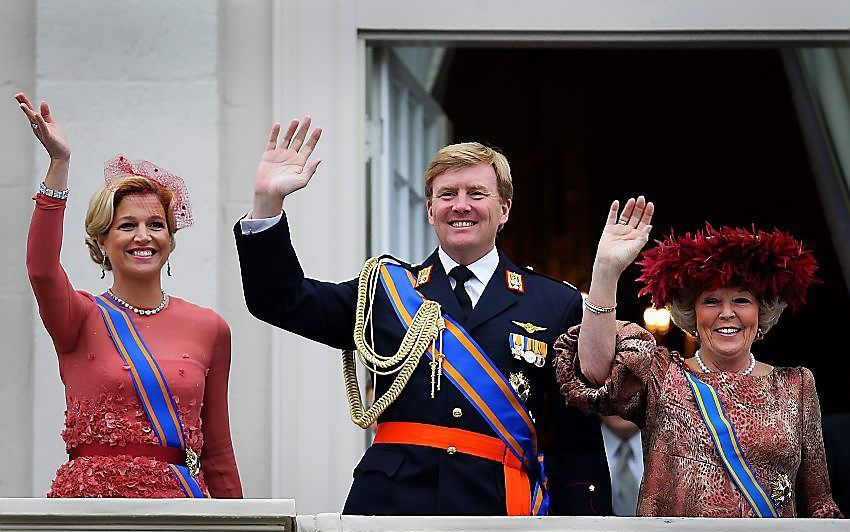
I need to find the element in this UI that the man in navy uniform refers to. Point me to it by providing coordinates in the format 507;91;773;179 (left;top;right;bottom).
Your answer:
234;117;611;515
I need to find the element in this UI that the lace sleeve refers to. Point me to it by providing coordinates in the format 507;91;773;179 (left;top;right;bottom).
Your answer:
554;321;669;427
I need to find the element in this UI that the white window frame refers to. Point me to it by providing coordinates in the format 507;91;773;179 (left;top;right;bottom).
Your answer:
367;47;448;261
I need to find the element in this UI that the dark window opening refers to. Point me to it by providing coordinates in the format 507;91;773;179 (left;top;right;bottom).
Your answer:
439;48;849;414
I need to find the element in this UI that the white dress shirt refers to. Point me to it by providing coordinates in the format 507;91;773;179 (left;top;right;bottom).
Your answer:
239;211;282;234
601;422;643;516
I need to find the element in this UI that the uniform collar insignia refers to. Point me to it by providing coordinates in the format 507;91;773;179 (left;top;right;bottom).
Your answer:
512;321;547;334
415;265;433;287
505;270;524;294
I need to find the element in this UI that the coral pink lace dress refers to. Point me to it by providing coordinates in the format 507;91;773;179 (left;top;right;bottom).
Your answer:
555;322;841;518
28;194;242;498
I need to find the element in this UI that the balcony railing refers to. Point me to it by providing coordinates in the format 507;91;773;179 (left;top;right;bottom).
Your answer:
0;499;843;532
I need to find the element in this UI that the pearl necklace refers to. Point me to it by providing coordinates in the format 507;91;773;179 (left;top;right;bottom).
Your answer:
694;349;756;376
107;289;168;316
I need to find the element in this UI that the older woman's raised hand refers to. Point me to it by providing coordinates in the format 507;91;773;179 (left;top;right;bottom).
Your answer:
252;117;322;218
594;196;654;278
15;93;70;162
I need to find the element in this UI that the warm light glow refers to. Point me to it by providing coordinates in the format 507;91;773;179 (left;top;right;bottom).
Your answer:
643;306;671;334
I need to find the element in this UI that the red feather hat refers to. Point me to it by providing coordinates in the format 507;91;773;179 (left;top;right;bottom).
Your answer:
636;224;818;311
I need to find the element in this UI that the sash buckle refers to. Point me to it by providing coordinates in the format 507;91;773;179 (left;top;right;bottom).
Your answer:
185;448;201;477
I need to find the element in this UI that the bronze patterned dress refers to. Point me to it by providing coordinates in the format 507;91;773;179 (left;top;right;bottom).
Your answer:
554;322;842;518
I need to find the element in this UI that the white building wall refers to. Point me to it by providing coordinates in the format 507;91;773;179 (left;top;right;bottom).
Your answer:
265;0;366;513
219;0;275;499
0;0;36;498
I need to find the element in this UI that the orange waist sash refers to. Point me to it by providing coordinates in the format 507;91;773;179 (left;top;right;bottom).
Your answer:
374;421;531;515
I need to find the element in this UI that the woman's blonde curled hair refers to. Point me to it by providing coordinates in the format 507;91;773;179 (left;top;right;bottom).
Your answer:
84;174;177;271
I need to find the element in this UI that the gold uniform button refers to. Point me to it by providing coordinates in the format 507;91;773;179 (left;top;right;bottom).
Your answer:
452;408;463;418
447;446;457;455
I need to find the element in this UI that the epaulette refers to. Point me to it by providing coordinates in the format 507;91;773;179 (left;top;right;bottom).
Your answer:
523;265;580;292
374;253;413;269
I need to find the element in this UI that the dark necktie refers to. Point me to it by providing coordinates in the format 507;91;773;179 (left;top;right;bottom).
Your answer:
448;265;474;321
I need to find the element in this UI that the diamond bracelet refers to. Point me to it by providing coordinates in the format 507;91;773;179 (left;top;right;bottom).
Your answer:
39;181;69;200
583;298;616;314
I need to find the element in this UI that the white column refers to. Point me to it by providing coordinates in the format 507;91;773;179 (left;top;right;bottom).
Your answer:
268;0;366;514
30;0;220;494
219;0;275;498
0;0;36;497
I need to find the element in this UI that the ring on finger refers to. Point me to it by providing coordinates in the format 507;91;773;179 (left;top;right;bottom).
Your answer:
30;122;39;130
617;218;629;225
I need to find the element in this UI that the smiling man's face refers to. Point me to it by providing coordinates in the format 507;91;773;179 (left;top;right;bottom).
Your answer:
427;163;511;265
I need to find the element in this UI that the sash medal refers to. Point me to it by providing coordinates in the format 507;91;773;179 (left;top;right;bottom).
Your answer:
379;262;548;515
683;369;778;517
95;295;207;498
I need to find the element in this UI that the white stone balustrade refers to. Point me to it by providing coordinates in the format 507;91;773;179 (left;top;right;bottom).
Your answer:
0;500;844;532
0;498;296;531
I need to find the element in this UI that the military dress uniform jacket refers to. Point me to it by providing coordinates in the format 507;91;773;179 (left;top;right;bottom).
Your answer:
234;215;611;516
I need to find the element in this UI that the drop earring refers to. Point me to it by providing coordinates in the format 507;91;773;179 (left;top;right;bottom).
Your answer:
100;251;108;279
166;259;172;277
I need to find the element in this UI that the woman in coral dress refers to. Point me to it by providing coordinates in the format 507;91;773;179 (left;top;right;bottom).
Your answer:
18;92;241;498
555;197;841;518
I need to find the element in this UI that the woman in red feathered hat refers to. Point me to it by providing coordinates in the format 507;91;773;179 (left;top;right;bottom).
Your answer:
554;196;842;518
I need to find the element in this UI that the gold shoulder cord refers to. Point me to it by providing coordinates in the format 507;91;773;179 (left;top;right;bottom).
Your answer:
343;257;445;429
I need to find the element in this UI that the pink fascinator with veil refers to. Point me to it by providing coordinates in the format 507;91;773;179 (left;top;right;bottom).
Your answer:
103;154;193;230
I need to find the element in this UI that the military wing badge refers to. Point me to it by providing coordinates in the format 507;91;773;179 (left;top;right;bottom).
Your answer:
512;321;547;334
415;265;433;287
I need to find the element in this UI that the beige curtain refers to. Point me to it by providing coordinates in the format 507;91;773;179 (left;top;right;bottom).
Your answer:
785;47;850;290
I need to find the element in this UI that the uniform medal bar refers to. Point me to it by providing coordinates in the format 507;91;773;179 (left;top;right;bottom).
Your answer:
509;333;548;367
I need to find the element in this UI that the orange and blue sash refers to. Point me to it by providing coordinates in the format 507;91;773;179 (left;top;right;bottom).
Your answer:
95;295;208;498
683;369;777;517
379;263;548;515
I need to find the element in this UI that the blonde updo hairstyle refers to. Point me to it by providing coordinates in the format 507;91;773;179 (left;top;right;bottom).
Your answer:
85;174;177;271
668;288;789;338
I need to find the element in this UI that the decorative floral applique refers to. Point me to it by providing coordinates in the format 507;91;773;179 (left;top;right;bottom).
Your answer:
48;456;208;498
62;394;204;451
